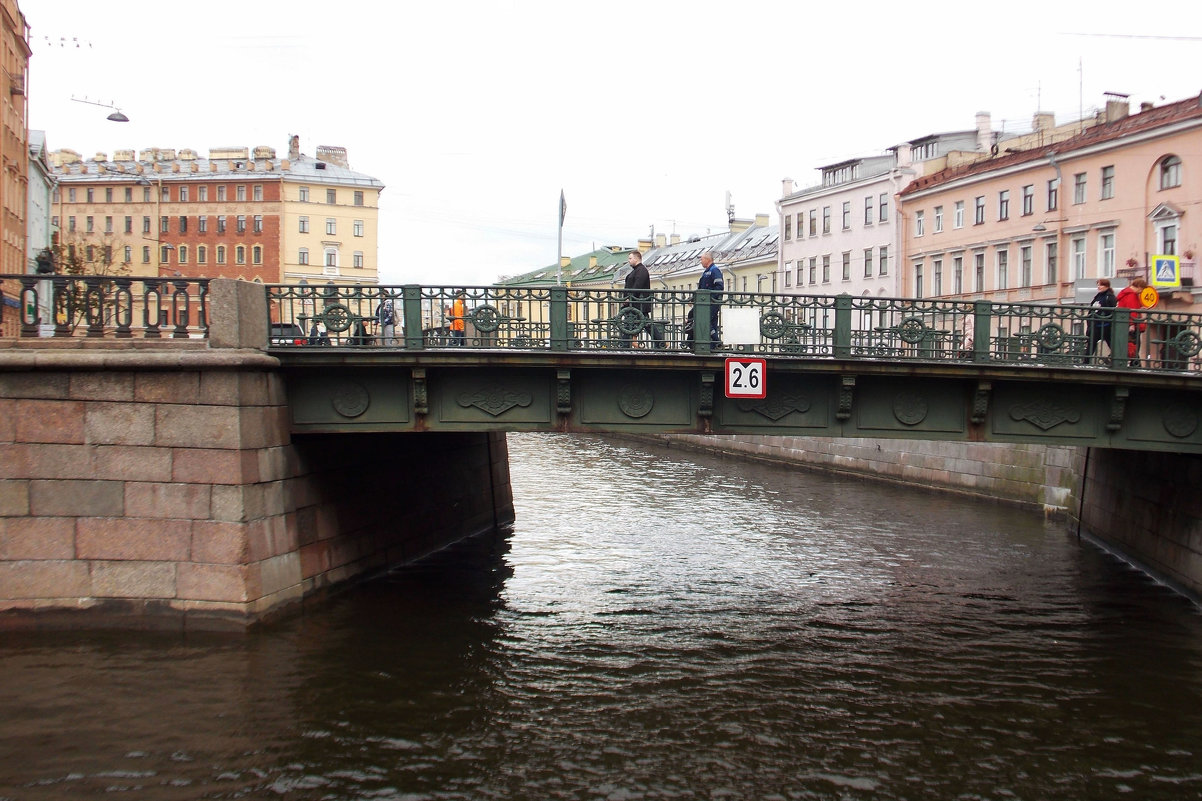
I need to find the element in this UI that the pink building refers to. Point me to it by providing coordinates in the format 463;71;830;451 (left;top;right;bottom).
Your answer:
898;94;1202;311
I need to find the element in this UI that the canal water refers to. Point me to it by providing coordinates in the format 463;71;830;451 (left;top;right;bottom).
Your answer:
2;433;1202;800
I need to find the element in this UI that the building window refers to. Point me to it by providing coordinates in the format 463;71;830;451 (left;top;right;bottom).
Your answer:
123;246;132;264
299;247;309;265
198;186;208;202
68;217;76;233
1071;236;1086;279
784;265;792;287
1045;241;1058;284
915;210;925;237
236;215;247;233
1021;185;1034;216
354;191;364;206
1160;156;1182;189
1047;178;1059;211
68;188;77;203
325;249;338;268
124;187;132;202
933;258;943;296
951;202;963;231
1100;166;1115;200
87;188;94;203
879;193;888;222
998;190;1010;221
934;205;943;233
808;209;817;236
822;206;831;234
299;186;310;202
253;215;263;233
253;184;263;201
217;215;227;234
160;245;170;264
179;186;189;202
795;261;803;285
1099;231;1115;277
236;246;246;265
841;201;851;230
1073;173;1086;204
863;247;873;278
974;196;985;225
879;246;888;276
236;185;246;202
161;186;169;202
820;255;831;283
179;245;188;264
842;251;851;280
353;219;364;237
105;187;112;202
198;246;206;264
124;216;132;234
253;246;262;265
217;186;227;202
353;251;364;268
159;216;168;234
915;262;924;299
864;196;873;225
953;255;963;294
199;215;207;233
142;246;150;264
326;218;337;235
1020;244;1032;286
104;216;113;233
178;216;187;234
86;216;94;233
974;252;985;291
784;215;792;240
997;248;1009;289
142;216;150;234
808;257;817;284
1158;222;1177;255
796;212;803;238
216;246;226;265
327;189;337;204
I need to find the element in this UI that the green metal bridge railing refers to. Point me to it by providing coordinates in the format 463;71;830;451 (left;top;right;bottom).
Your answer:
268;283;1202;373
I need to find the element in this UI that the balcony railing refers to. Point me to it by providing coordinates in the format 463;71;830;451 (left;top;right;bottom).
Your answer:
267;284;1202;373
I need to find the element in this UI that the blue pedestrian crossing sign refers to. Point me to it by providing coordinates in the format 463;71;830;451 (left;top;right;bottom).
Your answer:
1152;254;1181;288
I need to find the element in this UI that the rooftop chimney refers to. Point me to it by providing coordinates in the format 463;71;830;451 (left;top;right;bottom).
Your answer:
781;177;795;197
670;234;680;245
315;145;348;168
975;112;993;152
1104;93;1130;122
1033;112;1055;132
288;135;300;161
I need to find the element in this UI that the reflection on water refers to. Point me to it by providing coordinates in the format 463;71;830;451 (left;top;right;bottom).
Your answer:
2;433;1201;800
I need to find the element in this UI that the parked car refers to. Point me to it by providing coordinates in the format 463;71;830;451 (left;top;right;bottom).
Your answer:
270;322;306;346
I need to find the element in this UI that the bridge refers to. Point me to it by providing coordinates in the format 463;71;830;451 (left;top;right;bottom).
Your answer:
2;275;1200;629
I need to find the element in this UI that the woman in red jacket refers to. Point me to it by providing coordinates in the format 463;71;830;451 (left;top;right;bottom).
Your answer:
1115;277;1148;364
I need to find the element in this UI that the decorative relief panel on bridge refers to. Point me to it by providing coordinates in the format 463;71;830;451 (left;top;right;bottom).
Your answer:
287;371;411;429
989;385;1093;441
576;371;694;428
437;371;552;424
1118;391;1202;448
715;374;830;432
851;377;967;435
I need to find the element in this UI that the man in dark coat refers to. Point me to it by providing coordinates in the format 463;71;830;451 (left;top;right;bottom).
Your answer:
1087;277;1117;363
621;250;652;347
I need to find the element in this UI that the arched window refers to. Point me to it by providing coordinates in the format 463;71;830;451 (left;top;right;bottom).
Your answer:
252;245;262;265
178;245;188;264
236;246;246;265
197;246;207;264
216;245;226;265
1160;155;1182;190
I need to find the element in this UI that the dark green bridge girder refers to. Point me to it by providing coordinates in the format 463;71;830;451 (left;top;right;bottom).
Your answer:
277;351;1202;454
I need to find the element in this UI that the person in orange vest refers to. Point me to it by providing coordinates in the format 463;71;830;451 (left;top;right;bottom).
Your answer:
451;291;466;345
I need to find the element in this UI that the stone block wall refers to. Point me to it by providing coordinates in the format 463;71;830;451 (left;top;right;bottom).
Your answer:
0;344;514;630
1080;448;1202;601
636;434;1080;515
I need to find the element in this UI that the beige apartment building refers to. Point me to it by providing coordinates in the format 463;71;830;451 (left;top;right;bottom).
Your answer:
49;137;383;285
898;94;1201;310
1;0;28;276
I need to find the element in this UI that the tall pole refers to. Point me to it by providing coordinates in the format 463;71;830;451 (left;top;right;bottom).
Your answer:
557;189;565;285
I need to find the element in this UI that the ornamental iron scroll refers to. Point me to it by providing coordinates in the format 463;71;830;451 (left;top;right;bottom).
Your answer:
897;316;928;345
614;307;648;336
320;303;354;333
457;387;533;416
759;311;788;339
470;304;502;333
1170;329;1202;358
1035;323;1066;351
1008;400;1081;431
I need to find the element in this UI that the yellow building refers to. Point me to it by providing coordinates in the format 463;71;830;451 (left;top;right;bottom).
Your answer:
1;0;29;276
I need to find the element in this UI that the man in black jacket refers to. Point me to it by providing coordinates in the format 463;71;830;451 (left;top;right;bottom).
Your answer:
1088;277;1117;363
621;250;653;347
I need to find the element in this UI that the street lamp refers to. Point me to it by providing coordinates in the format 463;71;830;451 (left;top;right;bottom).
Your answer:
70;96;129;122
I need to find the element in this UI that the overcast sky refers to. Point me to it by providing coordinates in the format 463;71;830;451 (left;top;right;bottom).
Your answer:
21;0;1202;286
